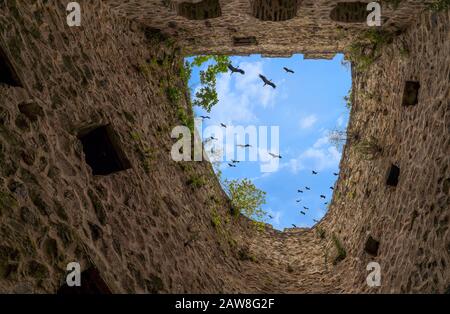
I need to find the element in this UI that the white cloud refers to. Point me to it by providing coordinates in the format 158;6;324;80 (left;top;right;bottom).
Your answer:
284;131;341;174
267;209;282;227
299;114;318;129
313;134;329;149
197;60;278;126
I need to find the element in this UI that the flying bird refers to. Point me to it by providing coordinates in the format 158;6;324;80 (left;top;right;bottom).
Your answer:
203;136;217;143
296;200;301;203
228;163;237;168
269;152;282;159
324;202;328;205
200;115;210;120
259;74;276;89
228;64;245;75
320;195;326;199
204;136;217;142
283;67;295;74
313;219;319;223
305;187;311;190
300;211;306;215
292;224;297;228
303;206;309;210
220;123;227;128
297;190;303;193
237;144;252;148
333;173;339;176
269;215;274;219
330;187;334;190
312;170;318;175
231;159;240;164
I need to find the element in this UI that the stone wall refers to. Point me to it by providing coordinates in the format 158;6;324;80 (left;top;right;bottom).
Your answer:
0;0;251;293
108;0;435;56
0;0;448;293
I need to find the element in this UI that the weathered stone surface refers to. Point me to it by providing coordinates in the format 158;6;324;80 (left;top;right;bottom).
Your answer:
0;0;448;294
108;0;435;55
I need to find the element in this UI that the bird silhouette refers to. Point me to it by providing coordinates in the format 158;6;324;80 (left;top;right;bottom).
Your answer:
303;206;309;210
228;163;236;168
269;215;274;219
312;170;318;175
228;64;245;75
333;172;339;176
231;159;240;163
330;187;334;190
220;123;227;128
203;136;217;143
320;195;326;199
300;211;306;215
313;219;319;223
237;144;252;148
292;224;297;228
200;115;210;120
297;189;303;193
283;67;295;74
305;187;311;190
296;200;301;203
268;152;282;159
259;74;276;89
324;202;328;205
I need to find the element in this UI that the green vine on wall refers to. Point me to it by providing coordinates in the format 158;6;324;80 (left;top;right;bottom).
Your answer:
185;55;230;112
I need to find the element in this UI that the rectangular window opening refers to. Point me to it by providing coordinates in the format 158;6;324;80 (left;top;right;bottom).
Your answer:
57;267;112;294
78;125;131;176
364;235;380;256
402;81;420;107
386;164;400;187
0;45;22;87
233;36;258;47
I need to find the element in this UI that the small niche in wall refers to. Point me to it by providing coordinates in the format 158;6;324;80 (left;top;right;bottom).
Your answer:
364;235;380;256
251;0;299;22
177;0;222;20
330;2;368;23
402;81;420;107
0;45;22;87
233;36;258;47
386;164;400;187
78;125;131;176
57;267;112;294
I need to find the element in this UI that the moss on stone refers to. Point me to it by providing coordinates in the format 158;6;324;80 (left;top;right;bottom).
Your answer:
332;234;347;265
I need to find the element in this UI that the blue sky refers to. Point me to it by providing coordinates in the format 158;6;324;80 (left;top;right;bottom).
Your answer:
188;54;351;230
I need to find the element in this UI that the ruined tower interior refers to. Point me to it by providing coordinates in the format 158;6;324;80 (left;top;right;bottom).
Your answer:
0;0;449;295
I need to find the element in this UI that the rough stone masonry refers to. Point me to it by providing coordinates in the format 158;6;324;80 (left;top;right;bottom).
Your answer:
0;0;448;293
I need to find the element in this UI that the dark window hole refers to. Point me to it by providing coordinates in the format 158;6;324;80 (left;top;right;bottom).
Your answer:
402;81;420;106
386;164;400;187
233;36;258;46
364;235;380;256
57;267;112;294
251;0;299;22
330;2;368;23
0;45;22;87
79;125;131;176
177;0;222;20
